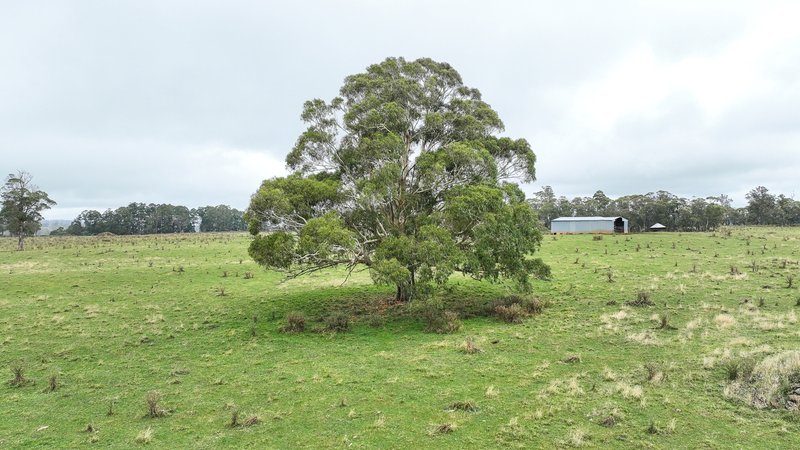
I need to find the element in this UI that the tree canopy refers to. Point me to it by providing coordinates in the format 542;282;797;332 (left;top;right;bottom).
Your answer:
246;57;547;301
0;171;56;250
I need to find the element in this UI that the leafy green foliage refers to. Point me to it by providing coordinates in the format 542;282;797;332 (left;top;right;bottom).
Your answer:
246;57;545;300
0;171;56;250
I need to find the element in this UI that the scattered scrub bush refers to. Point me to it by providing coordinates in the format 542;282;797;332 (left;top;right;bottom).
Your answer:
8;366;28;387
323;312;351;332
447;400;479;412
280;312;306;333
418;300;461;333
144;391;169;418
495;304;525;324
459;338;482;354
625;291;654;307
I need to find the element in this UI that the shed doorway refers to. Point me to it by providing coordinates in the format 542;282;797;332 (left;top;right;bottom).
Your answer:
613;218;625;233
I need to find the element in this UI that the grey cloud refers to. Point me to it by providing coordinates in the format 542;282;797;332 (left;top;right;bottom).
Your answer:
0;1;796;218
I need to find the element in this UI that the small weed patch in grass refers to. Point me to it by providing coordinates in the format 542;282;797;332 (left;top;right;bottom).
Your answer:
459;337;482;354
714;313;736;329
564;428;589;448
655;313;676;330
280;312;306;333
44;373;59;392
626;291;655;307
644;362;665;383
495;303;525;324
599;415;617;427
365;313;386;328
431;423;455;435
522;297;546;315
418;301;461;333
8;365;29;387
135;427;153;444
144;391;170;418
322;311;351;332
446;400;479;412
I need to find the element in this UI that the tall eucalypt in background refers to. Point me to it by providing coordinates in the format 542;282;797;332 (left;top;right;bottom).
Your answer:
0;171;56;251
246;57;549;301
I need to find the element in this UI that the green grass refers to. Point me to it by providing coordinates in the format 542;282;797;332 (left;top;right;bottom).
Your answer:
1;228;799;448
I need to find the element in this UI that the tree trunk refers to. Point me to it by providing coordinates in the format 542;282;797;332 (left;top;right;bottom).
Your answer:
395;284;411;302
394;270;416;302
17;234;24;251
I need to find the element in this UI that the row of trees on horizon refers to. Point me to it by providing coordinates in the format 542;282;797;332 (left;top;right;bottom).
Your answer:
52;203;247;236
529;185;800;232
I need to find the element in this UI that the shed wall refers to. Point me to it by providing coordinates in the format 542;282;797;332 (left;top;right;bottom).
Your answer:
551;220;615;234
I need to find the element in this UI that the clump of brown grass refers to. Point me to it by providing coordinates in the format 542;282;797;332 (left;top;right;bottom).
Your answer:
135;427;153;444
421;306;461;334
8;366;29;387
714;313;736;329
431;423;456;434
644;362;665;383
144;391;169;418
655;313;676;330
725;351;800;410
44;373;59;392
446;400;479;412
280;312;306;333
495;304;525;324
522;297;546;315
459;338;482;354
625;291;655;307
562;354;581;364
242;415;260;427
322;311;351;332
599;415;617;427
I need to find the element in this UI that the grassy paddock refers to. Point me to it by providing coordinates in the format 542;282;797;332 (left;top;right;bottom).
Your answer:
1;228;799;448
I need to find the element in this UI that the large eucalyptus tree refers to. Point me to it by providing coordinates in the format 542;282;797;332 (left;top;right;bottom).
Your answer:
246;57;548;301
0;171;56;250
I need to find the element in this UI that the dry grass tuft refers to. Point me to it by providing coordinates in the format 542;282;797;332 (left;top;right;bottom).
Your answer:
8;366;29;387
495;304;525;324
564;428;589;447
725;351;800;409
144;391;169;418
459;337;482;354
135;427;153;444
626;291;655;307
627;330;659;346
242;415;260;427
599;415;617;427
714;314;737;329
447;400;479;412
431;423;456;434
280;312;306;333
44;373;59;393
615;381;643;399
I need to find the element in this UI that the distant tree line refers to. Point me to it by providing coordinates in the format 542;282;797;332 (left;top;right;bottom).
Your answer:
529;186;800;232
55;203;246;235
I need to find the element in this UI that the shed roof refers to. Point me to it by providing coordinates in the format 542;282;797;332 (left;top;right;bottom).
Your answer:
650;223;667;229
551;216;626;222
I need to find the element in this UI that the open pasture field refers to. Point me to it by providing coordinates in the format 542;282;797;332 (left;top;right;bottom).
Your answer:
1;228;799;448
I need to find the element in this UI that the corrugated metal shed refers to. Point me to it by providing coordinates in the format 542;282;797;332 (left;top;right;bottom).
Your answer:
550;216;629;234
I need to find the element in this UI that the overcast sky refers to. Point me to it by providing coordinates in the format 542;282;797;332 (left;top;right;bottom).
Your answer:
2;1;799;220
